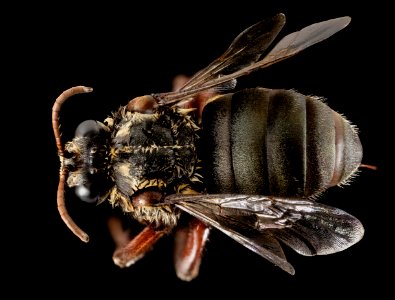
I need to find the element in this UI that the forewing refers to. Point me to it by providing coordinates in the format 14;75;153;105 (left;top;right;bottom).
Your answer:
164;194;364;272
206;16;352;90
166;194;295;274
270;201;364;256
155;16;350;106
180;13;286;91
256;16;351;69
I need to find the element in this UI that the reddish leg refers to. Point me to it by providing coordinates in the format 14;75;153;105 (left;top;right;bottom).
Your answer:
108;217;167;268
172;75;217;122
173;217;210;281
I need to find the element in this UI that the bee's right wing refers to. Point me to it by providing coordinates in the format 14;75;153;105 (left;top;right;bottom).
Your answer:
179;13;286;92
164;194;364;274
155;15;350;106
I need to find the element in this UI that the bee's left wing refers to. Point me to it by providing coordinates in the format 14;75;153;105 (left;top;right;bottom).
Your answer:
164;194;364;274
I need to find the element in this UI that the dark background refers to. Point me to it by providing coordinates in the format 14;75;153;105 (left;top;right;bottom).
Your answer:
7;1;391;298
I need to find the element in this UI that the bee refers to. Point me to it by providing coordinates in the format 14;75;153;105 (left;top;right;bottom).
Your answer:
52;13;367;281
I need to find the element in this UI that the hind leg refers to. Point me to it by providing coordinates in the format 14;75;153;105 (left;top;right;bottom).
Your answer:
173;217;210;281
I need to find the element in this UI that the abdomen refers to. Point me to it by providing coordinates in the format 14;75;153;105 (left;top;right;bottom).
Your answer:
200;88;362;198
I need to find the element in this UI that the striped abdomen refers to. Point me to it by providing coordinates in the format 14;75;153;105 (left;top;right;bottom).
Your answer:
201;88;362;198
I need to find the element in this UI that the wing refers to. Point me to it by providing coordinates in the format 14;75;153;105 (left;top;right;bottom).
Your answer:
164;194;364;274
179;13;286;92
154;15;351;105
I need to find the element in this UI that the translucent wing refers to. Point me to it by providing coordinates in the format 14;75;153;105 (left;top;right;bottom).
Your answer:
180;13;286;92
155;16;351;105
164;194;364;274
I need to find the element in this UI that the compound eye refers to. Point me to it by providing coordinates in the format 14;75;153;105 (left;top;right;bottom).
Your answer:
75;120;103;138
75;184;99;203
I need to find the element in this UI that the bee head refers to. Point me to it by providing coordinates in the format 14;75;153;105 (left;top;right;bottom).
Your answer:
64;119;113;203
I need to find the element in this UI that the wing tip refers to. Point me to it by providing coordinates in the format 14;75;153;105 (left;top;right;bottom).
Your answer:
339;16;352;28
281;263;296;275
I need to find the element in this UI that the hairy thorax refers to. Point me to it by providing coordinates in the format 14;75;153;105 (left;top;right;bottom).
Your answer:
106;106;202;228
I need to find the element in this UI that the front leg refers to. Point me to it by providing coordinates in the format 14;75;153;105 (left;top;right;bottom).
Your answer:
173;217;210;281
108;217;167;268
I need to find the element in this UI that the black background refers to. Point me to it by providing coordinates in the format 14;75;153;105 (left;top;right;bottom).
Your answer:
7;1;391;298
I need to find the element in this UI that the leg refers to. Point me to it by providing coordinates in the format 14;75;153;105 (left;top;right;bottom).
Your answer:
172;75;217;122
173;217;210;281
107;216;167;268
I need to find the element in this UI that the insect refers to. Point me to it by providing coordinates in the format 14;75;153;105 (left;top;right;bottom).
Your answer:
52;13;367;281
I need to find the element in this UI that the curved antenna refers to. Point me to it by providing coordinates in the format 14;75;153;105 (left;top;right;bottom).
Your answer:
52;86;93;243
